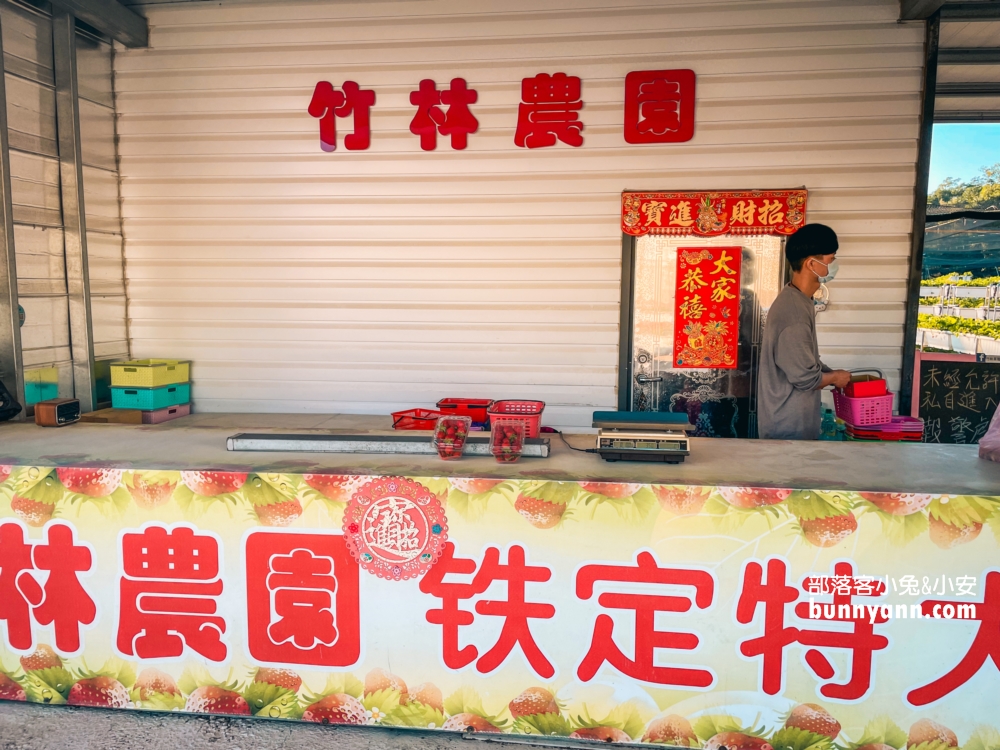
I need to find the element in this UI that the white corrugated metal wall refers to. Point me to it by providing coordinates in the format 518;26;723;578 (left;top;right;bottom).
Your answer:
114;0;926;428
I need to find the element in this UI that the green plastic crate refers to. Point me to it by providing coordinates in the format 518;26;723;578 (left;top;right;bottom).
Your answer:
111;382;190;410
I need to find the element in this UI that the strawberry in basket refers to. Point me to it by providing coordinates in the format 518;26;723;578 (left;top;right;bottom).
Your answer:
433;417;471;460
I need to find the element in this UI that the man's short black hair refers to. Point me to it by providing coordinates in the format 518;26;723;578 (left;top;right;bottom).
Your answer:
786;223;838;271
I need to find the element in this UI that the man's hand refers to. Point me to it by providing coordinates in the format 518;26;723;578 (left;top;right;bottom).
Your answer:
820;369;852;390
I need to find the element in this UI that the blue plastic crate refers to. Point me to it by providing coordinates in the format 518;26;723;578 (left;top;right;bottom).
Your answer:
111;382;190;410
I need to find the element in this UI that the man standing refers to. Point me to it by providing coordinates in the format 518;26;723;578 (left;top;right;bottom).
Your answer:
758;223;851;440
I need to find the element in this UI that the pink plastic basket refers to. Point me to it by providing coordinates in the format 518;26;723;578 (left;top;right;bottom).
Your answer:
833;390;894;427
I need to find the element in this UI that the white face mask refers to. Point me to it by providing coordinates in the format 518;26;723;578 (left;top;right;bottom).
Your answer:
811;257;839;284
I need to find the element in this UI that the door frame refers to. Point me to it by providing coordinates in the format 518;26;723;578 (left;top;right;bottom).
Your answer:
617;232;637;411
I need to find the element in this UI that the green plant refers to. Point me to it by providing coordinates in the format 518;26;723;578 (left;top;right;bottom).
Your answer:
924;273;1000;287
923;297;994;309
918;314;1000;340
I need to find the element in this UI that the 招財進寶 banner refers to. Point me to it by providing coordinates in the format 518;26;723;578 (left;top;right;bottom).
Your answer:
1;466;998;745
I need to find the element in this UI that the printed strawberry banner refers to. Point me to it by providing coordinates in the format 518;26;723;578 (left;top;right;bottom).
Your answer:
1;465;1000;747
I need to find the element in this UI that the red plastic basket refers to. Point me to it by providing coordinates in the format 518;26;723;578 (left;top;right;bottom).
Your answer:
844;368;888;398
845;378;887;398
833;390;894;427
487;400;545;438
391;408;444;430
437;398;493;423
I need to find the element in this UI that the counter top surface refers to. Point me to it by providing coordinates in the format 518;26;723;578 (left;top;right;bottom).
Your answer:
1;412;998;494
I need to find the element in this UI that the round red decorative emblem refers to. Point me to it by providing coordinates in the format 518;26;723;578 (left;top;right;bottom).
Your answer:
342;476;448;581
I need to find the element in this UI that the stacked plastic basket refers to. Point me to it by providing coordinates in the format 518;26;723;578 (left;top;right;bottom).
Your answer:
832;369;924;442
110;359;191;424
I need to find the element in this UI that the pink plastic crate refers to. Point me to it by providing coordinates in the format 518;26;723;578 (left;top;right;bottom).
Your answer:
833;390;893;427
141;402;190;424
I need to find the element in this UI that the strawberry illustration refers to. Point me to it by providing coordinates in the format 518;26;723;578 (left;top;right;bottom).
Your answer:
928;516;982;548
859;492;934;516
185;685;251;715
449;478;503;495
643;714;697;745
509;687;558;718
180;471;247;496
0;673;26;702
56;467;122;497
302;473;368;502
133;668;180;700
653;485;711;515
254;668;301;693
570;726;631;742
579;482;641;499
907;719;957;748
0;465;12;483
785;703;840;739
409;682;443;712
515;494;566;528
302;693;366;724
788;491;858;547
718;487;792;508
11;495;56;527
513;482;575;529
20;645;61;672
255;498;303;526
125;472;178;509
10;471;65;527
442;712;502;733
800;514;858;547
364;668;407;703
67;676;130;708
706;732;775;750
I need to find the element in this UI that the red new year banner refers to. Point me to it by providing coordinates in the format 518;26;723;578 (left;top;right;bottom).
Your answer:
622;189;807;237
674;247;741;368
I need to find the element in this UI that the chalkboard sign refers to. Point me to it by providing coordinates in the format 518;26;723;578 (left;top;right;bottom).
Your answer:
918;360;1000;443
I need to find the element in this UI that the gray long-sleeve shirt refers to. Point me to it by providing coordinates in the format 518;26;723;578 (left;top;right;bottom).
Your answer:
757;284;830;440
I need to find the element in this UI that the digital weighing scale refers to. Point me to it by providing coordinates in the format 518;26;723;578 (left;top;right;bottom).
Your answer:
592;411;693;463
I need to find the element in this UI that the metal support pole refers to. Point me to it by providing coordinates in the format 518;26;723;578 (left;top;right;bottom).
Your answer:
900;13;940;416
53;9;96;413
0;10;24;415
617;233;636;412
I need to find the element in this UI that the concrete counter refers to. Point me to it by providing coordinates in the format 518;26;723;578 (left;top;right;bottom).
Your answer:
1;412;997;494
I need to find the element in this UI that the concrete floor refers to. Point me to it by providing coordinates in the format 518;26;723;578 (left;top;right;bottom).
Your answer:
0;701;602;749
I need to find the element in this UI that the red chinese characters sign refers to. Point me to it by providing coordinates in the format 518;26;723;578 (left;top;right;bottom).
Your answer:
623;69;695;144
673;246;741;368
622;190;807;237
307;69;695;151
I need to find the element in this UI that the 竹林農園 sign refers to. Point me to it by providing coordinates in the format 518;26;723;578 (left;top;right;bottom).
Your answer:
0;466;998;745
307;69;696;151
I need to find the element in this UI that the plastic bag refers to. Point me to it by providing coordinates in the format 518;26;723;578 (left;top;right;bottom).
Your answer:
0;379;22;422
980;408;1000;462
